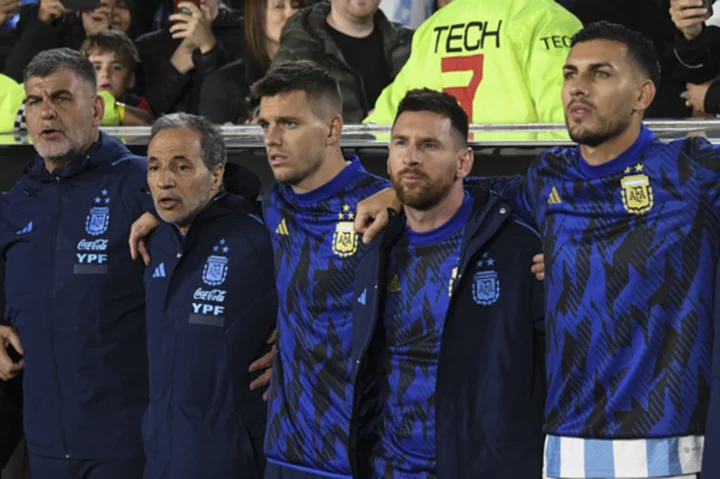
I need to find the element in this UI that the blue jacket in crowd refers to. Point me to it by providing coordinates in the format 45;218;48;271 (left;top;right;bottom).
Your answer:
142;192;276;479
349;189;546;479
0;132;151;459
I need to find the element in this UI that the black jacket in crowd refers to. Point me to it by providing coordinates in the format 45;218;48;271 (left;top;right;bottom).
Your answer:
134;6;244;115
673;24;720;114
3;4;86;83
198;50;266;124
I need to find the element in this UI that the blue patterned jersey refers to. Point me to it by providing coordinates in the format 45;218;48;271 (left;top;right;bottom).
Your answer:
370;195;470;478
483;126;720;477
262;157;390;475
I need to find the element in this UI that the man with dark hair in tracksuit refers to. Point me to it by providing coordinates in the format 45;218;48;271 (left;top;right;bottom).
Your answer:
349;89;546;479
142;112;276;479
0;48;151;478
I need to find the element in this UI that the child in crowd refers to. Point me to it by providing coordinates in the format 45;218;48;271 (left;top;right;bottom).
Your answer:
81;29;154;124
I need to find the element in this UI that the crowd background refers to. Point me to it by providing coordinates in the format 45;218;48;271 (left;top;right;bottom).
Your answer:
1;0;720;478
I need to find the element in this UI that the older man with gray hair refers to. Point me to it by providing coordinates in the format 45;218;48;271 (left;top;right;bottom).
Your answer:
0;47;151;479
141;113;277;479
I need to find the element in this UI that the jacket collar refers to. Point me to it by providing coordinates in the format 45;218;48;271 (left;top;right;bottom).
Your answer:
159;192;258;247
26;131;133;183
189;192;256;227
379;188;510;254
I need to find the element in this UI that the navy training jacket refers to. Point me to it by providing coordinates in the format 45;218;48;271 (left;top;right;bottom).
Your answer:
142;193;276;479
701;260;720;475
0;132;151;459
349;189;546;479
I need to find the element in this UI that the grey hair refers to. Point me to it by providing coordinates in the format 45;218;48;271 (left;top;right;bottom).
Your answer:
24;48;97;90
150;113;227;170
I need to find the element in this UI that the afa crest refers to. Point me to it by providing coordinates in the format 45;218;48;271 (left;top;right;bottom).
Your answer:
332;204;358;258
473;253;500;306
85;189;111;236
621;165;653;215
202;239;230;286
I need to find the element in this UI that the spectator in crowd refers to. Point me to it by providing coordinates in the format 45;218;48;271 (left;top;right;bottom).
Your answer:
3;0;136;82
670;0;720;115
111;0;134;34
271;0;413;123
569;0;692;118
366;0;582;125
350;89;545;478
0;0;20;25
134;0;243;115
0;47;151;479
199;0;305;124
80;29;153;116
142;113;276;479
0;0;22;69
357;21;720;479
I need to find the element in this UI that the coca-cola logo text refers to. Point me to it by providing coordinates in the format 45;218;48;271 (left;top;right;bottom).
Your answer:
194;288;226;303
77;239;109;251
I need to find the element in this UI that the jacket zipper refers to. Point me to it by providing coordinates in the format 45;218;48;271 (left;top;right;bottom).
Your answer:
48;177;71;458
163;235;185;479
433;204;510;474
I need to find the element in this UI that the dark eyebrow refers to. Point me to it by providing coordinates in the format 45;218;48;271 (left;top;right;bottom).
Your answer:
148;155;192;162
391;134;441;143
257;115;300;123
588;62;615;70
563;62;615;71
49;90;73;100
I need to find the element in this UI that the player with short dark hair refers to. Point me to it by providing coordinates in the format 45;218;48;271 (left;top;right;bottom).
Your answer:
254;61;390;479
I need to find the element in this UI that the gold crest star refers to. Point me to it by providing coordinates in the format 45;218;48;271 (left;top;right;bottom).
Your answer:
343;204;350;212
337;212;344;220
348;212;355;220
624;167;632;174
635;164;644;172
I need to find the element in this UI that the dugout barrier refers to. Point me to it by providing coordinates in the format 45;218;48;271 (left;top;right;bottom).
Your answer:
2;120;720;193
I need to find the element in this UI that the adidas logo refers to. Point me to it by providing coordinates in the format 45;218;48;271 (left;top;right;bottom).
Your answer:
357;289;367;305
152;262;166;279
548;186;562;205
15;221;32;235
387;275;401;293
275;218;289;236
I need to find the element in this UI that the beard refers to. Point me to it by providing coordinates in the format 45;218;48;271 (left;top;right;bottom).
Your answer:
34;139;75;164
566;111;631;147
391;167;456;211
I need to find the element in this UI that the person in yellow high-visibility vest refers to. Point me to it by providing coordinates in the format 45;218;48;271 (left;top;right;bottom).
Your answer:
366;0;582;130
